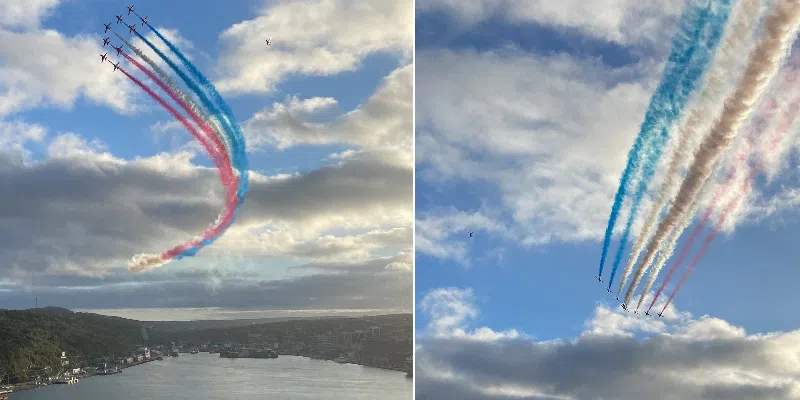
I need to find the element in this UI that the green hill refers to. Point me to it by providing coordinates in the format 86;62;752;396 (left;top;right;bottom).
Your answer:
0;308;145;383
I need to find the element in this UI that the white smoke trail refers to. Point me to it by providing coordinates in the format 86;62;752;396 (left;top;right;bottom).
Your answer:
128;253;171;272
617;0;762;297
623;0;800;307
113;32;233;157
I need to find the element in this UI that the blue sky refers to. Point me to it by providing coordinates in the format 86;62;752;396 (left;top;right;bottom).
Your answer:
0;0;412;321
415;0;800;398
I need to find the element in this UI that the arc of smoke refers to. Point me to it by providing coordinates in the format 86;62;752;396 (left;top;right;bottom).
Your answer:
133;25;249;256
137;18;249;205
118;49;235;185
651;70;800;310
623;0;800;307
598;0;715;279
113;65;238;271
118;51;240;271
617;0;761;296
113;32;233;157
606;0;735;289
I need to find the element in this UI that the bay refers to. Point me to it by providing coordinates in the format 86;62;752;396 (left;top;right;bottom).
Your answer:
8;353;412;399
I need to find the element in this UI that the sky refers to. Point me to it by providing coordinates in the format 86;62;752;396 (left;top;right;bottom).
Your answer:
415;0;800;398
0;0;413;321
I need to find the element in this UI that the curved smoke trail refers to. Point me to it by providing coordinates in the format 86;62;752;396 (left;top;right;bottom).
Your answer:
127;28;248;258
623;0;800;307
617;0;762;296
112;64;239;271
598;0;713;279
113;32;232;157
606;0;735;289
117;50;242;272
136;17;249;205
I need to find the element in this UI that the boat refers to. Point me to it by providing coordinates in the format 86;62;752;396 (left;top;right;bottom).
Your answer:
54;376;78;384
190;349;199;354
334;356;348;364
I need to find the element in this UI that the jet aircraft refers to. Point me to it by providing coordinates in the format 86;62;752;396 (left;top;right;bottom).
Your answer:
103;37;110;46
127;5;135;15
116;15;123;24
596;276;602;282
468;232;473;238
100;53;108;63
127;23;136;33
139;16;148;25
111;44;123;55
621;303;629;312
104;23;111;33
266;38;271;46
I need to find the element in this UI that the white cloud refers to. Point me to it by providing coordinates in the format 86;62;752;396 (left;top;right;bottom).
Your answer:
0;0;61;30
417;286;800;399
417;0;683;45
416;49;661;253
0;28;137;116
215;0;412;94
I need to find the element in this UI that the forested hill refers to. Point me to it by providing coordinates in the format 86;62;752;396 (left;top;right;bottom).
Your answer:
0;308;144;382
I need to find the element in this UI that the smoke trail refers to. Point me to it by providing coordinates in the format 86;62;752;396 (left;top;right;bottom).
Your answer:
598;0;715;279
660;174;750;314
641;168;736;311
136;19;249;205
623;0;800;307
616;0;761;296
113;64;238;271
113;31;232;156
648;70;800;310
118;49;233;182
606;0;735;289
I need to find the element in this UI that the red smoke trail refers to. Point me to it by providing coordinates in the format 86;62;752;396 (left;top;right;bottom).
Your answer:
659;173;751;314
114;64;239;265
653;67;800;314
119;51;232;180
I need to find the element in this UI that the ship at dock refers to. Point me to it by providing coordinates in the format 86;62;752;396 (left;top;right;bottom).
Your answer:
219;347;278;359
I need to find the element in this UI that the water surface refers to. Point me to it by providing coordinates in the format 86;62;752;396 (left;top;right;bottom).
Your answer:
9;353;412;399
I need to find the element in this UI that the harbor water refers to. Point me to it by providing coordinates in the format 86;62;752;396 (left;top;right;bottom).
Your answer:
8;353;412;399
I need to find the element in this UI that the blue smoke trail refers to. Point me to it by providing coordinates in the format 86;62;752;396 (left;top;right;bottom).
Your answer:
598;0;724;279
605;0;735;290
129;29;247;258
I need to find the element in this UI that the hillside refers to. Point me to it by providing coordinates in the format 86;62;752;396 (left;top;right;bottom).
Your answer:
0;308;145;382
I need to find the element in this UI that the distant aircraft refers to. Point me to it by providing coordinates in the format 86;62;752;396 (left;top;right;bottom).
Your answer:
266;38;271;46
103;37;110;46
111;44;123;55
596;276;602;282
657;312;664;318
116;15;123;24
104;23;111;33
112;61;121;71
140;16;148;25
127;23;136;33
633;310;639;315
100;52;108;63
127;5;135;15
645;311;650;316
607;287;612;293
621;303;629;312
468;232;473;238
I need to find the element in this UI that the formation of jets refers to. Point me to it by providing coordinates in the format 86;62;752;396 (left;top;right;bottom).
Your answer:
594;275;665;317
100;5;273;76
